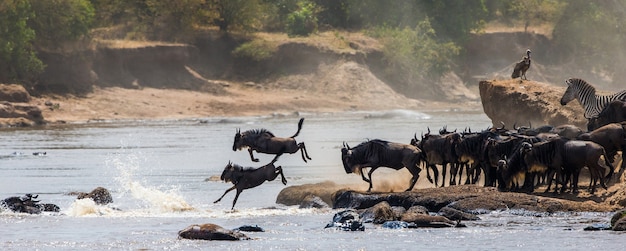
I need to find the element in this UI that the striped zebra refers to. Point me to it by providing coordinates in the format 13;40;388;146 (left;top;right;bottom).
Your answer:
560;78;626;119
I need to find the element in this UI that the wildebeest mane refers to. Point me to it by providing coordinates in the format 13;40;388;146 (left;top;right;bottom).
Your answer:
352;139;391;162
243;128;275;138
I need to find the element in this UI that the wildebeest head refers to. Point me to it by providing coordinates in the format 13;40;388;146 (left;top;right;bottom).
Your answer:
232;129;243;151
341;142;357;174
220;161;236;183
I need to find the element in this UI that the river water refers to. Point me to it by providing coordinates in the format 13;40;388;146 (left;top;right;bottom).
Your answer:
0;109;623;250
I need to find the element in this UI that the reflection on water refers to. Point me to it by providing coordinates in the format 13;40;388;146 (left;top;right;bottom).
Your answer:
0;110;622;250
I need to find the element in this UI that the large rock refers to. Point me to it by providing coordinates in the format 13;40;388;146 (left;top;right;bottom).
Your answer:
0;84;30;102
276;181;348;207
359;201;395;224
479;79;586;128
0;84;45;127
330;185;614;213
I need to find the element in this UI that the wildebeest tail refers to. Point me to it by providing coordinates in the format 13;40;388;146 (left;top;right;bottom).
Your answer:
290;118;305;138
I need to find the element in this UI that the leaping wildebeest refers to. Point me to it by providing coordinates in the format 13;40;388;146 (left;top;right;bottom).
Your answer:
341;139;423;192
213;157;287;210
232;118;312;162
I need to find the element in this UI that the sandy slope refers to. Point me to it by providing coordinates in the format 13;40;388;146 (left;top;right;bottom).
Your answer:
37;61;482;123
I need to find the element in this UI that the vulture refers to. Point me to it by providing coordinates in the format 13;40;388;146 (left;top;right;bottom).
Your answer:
511;49;532;80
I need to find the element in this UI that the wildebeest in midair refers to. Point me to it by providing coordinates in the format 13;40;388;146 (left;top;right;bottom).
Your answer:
232;118;312;162
214;157;287;210
341;139;422;192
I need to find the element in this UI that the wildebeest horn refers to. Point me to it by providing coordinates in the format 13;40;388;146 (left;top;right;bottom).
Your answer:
427;127;431;134
499;121;505;130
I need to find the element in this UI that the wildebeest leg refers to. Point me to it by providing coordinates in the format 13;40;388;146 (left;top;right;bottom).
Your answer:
276;166;287;185
214;186;236;204
405;164;422;191
248;148;259;162
441;163;447;187
449;163;458;186
366;167;377;192
298;142;312;162
231;189;243;210
427;164;439;187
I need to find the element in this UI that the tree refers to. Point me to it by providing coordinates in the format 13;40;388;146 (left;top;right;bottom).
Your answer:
0;0;45;86
28;0;95;49
209;0;268;32
552;0;626;84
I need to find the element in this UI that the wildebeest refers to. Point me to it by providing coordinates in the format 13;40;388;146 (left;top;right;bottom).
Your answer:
413;128;462;187
577;122;626;175
498;137;613;194
588;100;626;131
1;194;60;214
232;118;312;162
485;135;542;189
561;140;614;194
498;138;566;193
511;49;531;80
213;158;287;210
341;139;422;192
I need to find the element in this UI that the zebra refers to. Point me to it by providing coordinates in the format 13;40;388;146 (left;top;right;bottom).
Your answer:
559;78;626;119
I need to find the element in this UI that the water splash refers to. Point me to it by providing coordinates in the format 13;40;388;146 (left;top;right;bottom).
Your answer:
65;199;117;216
107;149;194;213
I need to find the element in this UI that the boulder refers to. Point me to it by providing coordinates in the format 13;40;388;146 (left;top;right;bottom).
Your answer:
178;223;250;241
438;206;481;221
359;201;395;224
612;217;626;231
233;225;264;232
400;213;459;228
299;194;330;209
0;84;30;102
276;181;347;207
324;209;365;231
610;209;626;227
479;79;586;128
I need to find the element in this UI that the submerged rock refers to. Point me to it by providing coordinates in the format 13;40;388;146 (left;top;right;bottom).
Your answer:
438;206;481;221
233;225;265;232
299;194;330;209
325;209;365;231
178;223;250;241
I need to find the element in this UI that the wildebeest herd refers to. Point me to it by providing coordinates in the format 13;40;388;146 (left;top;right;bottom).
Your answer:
214;75;626;209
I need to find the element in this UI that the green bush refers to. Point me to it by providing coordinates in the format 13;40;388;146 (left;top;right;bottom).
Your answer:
28;0;95;49
285;1;318;37
0;0;45;87
367;20;460;86
232;40;277;61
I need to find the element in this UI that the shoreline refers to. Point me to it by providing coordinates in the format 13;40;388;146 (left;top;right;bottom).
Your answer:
35;85;484;125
